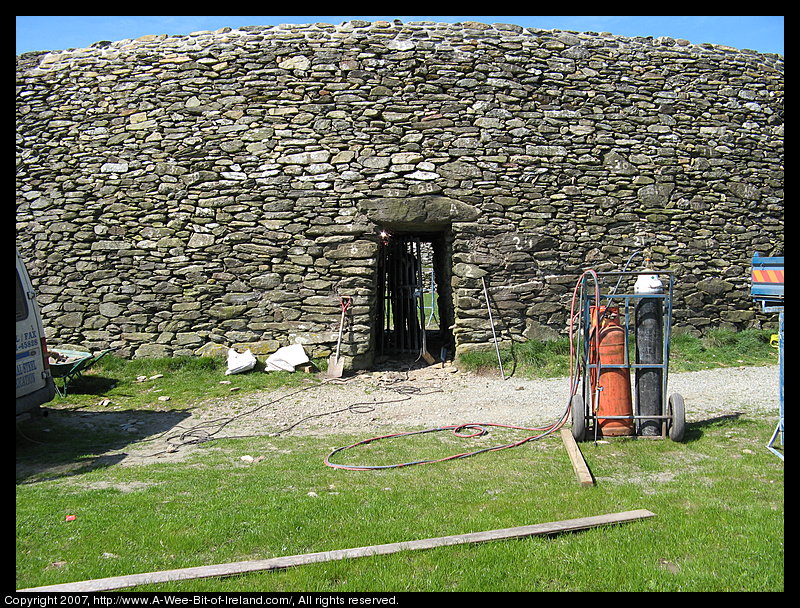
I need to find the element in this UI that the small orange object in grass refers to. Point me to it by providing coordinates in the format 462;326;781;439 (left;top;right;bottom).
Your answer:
65;515;76;521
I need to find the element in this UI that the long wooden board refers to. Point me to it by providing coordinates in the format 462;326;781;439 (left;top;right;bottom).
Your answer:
19;510;654;593
561;428;595;486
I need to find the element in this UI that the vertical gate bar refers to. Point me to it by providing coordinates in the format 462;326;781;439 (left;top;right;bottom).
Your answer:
384;239;390;355
400;238;406;352
410;238;416;352
388;242;395;353
407;238;415;352
389;240;395;353
377;237;385;358
408;238;414;352
416;238;425;356
405;239;410;352
384;243;389;354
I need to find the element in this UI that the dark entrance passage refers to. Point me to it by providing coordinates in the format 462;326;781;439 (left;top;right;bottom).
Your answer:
376;230;453;364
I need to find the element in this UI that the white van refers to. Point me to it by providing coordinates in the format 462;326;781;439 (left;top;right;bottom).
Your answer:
16;248;55;419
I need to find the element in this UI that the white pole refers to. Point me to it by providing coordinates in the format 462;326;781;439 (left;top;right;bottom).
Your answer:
481;276;505;380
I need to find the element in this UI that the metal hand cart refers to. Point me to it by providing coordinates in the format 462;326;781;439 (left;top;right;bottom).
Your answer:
49;348;113;397
751;253;784;460
571;270;685;443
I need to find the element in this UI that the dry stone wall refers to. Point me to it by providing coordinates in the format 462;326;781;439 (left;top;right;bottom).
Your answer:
16;20;784;365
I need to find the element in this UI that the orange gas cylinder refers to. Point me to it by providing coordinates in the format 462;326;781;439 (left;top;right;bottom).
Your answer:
589;306;634;436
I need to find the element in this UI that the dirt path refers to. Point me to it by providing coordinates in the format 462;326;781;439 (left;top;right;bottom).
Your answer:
108;363;779;465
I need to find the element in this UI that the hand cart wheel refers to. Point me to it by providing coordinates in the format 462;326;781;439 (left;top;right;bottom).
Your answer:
571;394;587;442
667;393;685;442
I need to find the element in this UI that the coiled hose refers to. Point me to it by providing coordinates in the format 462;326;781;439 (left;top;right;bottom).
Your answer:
324;269;602;470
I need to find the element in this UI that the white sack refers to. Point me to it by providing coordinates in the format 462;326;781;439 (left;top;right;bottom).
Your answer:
225;348;257;375
265;344;309;372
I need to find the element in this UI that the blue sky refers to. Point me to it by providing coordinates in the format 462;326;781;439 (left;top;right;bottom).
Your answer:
16;16;784;56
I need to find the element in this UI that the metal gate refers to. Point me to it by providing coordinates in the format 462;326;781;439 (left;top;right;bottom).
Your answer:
377;234;427;357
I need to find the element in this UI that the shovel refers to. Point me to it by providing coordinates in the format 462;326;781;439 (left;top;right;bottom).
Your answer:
327;296;352;377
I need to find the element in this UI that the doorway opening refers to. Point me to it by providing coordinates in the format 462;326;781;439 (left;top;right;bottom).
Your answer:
375;229;453;365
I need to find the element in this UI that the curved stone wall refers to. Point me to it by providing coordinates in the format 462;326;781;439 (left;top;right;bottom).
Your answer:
15;20;784;365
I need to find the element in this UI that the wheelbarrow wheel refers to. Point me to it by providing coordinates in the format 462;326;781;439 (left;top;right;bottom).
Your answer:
571;394;587;442
668;393;685;442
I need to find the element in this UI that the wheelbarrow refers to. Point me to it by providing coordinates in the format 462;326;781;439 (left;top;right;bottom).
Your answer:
48;348;113;397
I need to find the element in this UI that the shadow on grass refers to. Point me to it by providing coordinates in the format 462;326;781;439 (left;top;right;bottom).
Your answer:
682;412;744;443
15;406;191;485
55;374;120;397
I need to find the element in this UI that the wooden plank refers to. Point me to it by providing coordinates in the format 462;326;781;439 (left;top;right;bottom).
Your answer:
561;428;595;486
19;510;653;593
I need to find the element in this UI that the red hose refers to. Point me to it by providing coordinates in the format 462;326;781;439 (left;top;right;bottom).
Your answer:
324;270;600;471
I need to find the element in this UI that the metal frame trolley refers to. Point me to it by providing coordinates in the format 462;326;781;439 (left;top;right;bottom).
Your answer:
571;269;685;443
751;253;784;460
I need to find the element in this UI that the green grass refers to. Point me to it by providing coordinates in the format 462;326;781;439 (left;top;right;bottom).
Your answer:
50;354;318;411
669;328;779;371
16;415;783;592
458;328;779;378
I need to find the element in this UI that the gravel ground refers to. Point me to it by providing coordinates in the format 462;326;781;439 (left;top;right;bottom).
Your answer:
114;362;780;465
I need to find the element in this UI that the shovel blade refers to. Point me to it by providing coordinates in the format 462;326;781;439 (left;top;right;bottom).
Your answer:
327;355;344;378
420;350;435;365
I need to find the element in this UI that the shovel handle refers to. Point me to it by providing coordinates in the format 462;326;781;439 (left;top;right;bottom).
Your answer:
334;296;352;359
